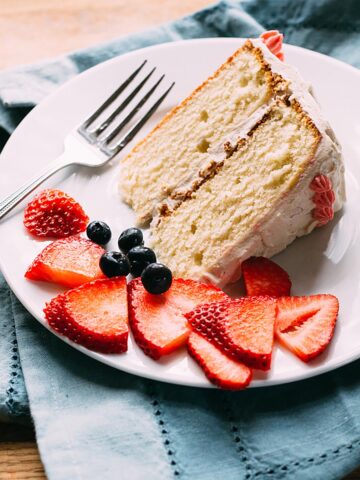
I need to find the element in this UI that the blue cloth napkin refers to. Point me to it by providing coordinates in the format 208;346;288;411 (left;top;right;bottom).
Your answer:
1;1;360;478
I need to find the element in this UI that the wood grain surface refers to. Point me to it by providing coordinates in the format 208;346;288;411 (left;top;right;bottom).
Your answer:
0;0;210;69
0;424;45;479
0;443;45;480
0;1;359;479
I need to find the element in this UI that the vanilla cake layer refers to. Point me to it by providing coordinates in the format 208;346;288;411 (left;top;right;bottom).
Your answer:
120;41;284;225
120;37;345;287
151;100;327;286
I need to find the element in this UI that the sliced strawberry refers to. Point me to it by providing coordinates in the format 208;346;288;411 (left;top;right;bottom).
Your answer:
275;295;339;362
186;296;276;370
25;235;105;288
242;256;291;297
127;277;228;359
44;277;128;353
188;332;252;390
24;189;89;238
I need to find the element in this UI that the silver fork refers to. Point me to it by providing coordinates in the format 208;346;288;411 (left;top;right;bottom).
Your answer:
0;60;174;220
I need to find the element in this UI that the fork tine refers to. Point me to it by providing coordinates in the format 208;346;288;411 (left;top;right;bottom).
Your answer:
103;82;175;158
79;60;147;132
91;67;156;139
102;74;165;146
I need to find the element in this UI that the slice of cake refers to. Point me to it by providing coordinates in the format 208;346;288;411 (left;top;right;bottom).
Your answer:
120;32;345;288
120;37;285;224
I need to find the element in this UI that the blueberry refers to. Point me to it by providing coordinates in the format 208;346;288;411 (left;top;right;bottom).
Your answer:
128;246;156;277
87;221;112;245
99;251;130;277
141;263;172;294
118;228;144;253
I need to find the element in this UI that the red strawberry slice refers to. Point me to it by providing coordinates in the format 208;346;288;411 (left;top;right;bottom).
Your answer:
188;332;252;390
127;277;228;359
275;295;339;362
186;296;276;370
24;189;89;238
25;235;105;288
44;277;128;353
242;256;291;297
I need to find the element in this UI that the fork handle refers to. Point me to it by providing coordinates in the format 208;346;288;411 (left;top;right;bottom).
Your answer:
0;154;72;221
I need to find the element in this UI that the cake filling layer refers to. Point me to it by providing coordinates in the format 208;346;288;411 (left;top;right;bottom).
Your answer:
120;42;281;224
151;100;320;282
119;36;345;288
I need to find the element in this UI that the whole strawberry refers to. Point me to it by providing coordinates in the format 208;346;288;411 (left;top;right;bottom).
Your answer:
24;189;89;238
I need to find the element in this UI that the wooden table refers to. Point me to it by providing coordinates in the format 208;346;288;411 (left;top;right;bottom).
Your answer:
0;1;359;478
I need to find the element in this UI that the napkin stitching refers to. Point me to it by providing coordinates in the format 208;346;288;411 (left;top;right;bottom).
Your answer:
223;393;253;479
252;437;360;478
148;386;182;478
5;290;28;418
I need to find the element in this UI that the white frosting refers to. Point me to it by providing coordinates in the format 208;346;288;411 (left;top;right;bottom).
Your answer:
151;39;345;288
151;103;275;223
199;39;345;288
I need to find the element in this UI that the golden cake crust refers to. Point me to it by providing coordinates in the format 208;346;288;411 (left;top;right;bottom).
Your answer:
155;97;322;227
120;38;344;287
122;40;283;165
122;40;291;224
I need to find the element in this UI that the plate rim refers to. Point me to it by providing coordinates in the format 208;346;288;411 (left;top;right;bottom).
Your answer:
1;37;359;389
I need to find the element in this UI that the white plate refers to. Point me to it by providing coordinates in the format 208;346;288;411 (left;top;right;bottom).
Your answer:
1;38;360;388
